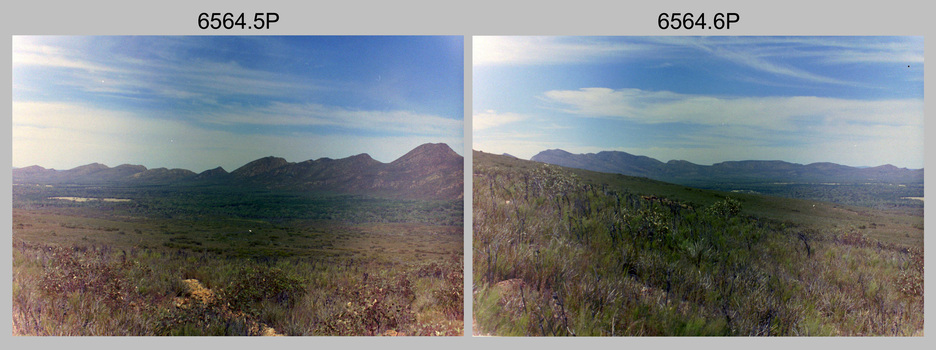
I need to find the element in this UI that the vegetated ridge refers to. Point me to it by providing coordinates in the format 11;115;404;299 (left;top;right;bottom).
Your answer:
472;150;923;336
12;143;463;201
531;149;923;185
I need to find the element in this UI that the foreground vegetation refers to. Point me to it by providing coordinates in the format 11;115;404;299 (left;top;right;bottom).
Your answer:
472;151;923;336
12;185;463;336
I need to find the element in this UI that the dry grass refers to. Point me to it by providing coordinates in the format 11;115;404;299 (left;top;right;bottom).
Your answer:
12;209;464;336
472;152;923;336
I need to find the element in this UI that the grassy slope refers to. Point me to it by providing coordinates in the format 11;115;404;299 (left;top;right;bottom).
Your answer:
479;151;922;246
575;166;924;248
472;151;923;336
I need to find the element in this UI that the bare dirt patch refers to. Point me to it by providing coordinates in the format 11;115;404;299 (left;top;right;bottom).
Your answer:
174;278;282;336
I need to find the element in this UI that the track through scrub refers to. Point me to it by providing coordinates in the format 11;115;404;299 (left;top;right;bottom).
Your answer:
174;278;282;336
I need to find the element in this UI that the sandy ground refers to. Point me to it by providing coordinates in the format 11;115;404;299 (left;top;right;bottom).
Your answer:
175;278;281;336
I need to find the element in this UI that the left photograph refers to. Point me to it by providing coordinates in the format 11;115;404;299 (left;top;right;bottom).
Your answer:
12;36;465;336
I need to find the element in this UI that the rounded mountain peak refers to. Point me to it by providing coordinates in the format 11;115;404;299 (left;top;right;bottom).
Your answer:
231;156;290;178
390;143;460;168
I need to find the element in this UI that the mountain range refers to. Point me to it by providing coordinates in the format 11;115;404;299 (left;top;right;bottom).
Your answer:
13;143;463;201
530;149;923;186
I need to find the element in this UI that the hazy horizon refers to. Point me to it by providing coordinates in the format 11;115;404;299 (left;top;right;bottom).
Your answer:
13;36;465;173
504;148;923;170
14;141;462;173
473;36;924;169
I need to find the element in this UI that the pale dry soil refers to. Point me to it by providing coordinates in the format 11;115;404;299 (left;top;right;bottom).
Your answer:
175;278;281;336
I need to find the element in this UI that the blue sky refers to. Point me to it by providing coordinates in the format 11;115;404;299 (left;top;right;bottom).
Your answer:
13;36;464;172
473;36;923;169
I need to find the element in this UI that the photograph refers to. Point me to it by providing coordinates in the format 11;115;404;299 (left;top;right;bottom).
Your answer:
12;35;465;336
471;36;923;336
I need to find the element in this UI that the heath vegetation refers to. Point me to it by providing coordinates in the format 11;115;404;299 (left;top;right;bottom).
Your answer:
473;151;922;336
13;184;463;336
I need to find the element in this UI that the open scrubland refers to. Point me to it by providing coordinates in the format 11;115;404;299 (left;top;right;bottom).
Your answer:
472;151;923;336
12;185;463;336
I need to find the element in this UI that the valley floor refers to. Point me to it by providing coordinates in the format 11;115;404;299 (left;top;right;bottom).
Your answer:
12;204;464;336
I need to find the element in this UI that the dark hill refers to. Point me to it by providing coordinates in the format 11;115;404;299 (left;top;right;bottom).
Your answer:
13;143;463;201
129;168;196;183
68;163;110;176
193;166;229;181
218;144;463;200
231;156;290;178
378;143;464;200
531;149;665;178
96;164;149;182
531;149;923;185
389;143;462;170
12;163;152;184
12;165;56;183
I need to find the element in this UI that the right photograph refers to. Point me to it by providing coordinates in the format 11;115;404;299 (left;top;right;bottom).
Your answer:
471;36;923;336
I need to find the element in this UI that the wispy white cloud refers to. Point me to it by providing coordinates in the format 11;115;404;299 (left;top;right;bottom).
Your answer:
12;101;463;170
13;36;323;105
651;36;924;87
473;36;923;168
472;110;530;130
161;60;320;98
659;37;856;86
473;36;648;66
539;87;923;130
475;36;922;87
15;98;461;141
13;36;464;171
711;47;854;86
529;87;923;167
13;38;114;72
197;101;462;137
770;36;924;64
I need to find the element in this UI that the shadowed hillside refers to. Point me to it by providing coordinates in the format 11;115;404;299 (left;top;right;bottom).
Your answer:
13;143;463;201
531;149;923;186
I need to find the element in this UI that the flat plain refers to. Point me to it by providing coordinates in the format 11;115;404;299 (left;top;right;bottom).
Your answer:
13;181;463;336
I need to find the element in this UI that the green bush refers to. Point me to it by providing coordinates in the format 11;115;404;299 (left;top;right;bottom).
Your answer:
705;197;742;218
219;266;306;314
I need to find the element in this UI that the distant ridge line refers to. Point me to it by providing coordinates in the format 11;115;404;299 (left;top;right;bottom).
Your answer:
529;149;923;185
13;143;464;201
